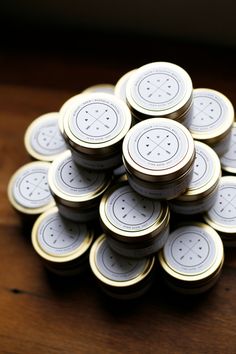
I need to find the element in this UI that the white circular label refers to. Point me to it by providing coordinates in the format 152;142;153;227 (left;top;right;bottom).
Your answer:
128;121;189;171
207;179;236;226
105;185;161;231
69;97;125;143
164;225;216;274
30;116;67;156
96;239;146;281
13;165;53;208
38;213;87;256
220;126;236;168
190;91;228;132
54;156;106;196
130;67;187;110
188;143;215;190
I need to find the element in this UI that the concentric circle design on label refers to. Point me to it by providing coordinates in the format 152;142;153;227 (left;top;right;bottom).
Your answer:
105;185;161;231
96;239;146;281
30;116;67;156
127;121;189;171
37;213;87;255
13;165;52;208
164;225;216;274
207;179;236;226
190;91;226;132
188;143;214;190
220;125;236;170
129;66;187;110
68;97;126;143
54;156;105;196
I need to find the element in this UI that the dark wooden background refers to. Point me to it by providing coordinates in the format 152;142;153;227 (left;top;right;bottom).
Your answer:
0;31;235;353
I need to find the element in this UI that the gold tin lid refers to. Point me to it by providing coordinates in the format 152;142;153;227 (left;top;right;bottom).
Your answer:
48;150;111;208
114;69;137;102
175;141;221;202
122;117;195;182
59;93;81;137
99;181;169;242
189;88;234;143
24;112;67;162
220;122;236;173
126;62;193;119
89;234;155;288
32;206;94;263
82;84;115;95
158;222;224;283
204;176;236;235
8;161;55;215
63;93;132;156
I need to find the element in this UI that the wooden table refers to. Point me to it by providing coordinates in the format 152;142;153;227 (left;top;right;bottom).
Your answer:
0;37;235;353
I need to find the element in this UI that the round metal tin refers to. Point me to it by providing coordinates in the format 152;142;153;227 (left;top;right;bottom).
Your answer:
122;117;195;182
204;176;236;246
158;223;224;292
220;122;236;174
48;150;111;209
126;62;193;120
189;88;234;153
8;161;55;216
63;93;132;156
32;206;94;266
169;141;221;213
24;112;67;161
114;69;137;102
82;84;115;95
59;93;81;137
89;234;155;298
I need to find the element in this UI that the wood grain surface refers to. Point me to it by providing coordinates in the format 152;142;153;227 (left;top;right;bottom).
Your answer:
0;39;235;354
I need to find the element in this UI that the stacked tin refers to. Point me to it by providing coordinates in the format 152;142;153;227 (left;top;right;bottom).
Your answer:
122;118;196;200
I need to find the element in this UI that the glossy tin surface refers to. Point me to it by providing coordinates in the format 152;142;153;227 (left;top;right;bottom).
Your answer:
8;161;55;215
114;69;137;102
220;122;236;174
126;62;193;120
122;118;195;182
24;112;67;161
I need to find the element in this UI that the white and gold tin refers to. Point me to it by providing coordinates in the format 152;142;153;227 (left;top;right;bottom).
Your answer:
8;161;55;217
48;150;111;222
169;141;221;214
126;62;193;125
89;234;155;299
59;93;81;137
32;206;94;276
122;118;195;199
189;88;234;156
99;182;170;258
82;84;115;95
204;176;236;247
158;223;224;294
220;122;236;174
24;112;67;161
114;69;137;102
63;93;132;170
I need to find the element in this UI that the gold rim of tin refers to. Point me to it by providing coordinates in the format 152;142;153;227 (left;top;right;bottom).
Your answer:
59;93;82;136
63;93;132;154
89;234;155;288
31;206;94;263
189;88;234;141
176;141;221;201
122;118;195;182
220;122;236;174
99;181;170;242
158;222;224;282
24;112;66;162
126;62;193;118
114;69;137;101
203;176;236;233
48;150;111;205
7;161;55;215
82;84;115;95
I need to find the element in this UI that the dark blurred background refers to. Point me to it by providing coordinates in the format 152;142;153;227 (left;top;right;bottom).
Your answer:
0;0;235;92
